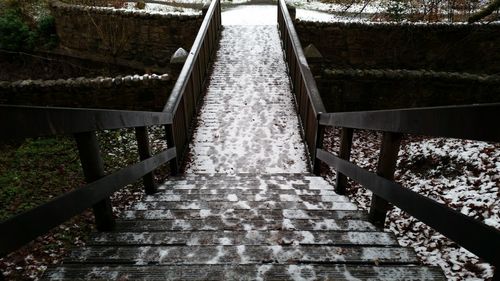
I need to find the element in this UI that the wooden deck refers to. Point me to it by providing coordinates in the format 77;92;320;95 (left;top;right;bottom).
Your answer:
43;174;445;280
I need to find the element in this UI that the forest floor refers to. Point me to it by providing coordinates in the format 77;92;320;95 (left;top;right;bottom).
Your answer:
322;128;499;280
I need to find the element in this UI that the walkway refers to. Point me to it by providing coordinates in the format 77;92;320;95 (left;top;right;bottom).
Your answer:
41;6;445;280
185;22;308;173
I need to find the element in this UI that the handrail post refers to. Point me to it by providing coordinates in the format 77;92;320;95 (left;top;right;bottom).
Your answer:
165;124;179;176
135;126;157;195
313;120;325;175
335;127;354;194
369;132;402;228
74;132;115;231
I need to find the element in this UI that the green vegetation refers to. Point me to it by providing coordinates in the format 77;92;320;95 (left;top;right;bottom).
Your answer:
0;137;84;221
0;127;168;222
36;15;58;48
385;0;410;21
0;0;58;52
0;8;36;51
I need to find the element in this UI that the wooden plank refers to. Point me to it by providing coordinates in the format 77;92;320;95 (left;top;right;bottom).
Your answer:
335;127;353;195
0;105;172;140
64;245;419;265
120;208;361;220
135;126;157;195
42;264;446;280
75;131;115;231
88;230;399;246
129;200;354;211
159;183;336;191
316;148;500;265
163;0;220;113
114;217;376;232
277;0;326;117
141;194;351;203
319;103;500;142
369;132;402;227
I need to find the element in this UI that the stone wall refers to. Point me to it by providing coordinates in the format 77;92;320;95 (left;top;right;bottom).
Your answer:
50;1;203;69
0;74;174;111
316;68;500;112
295;21;500;74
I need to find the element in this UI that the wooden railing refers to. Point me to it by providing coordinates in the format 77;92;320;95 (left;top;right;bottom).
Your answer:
0;105;176;256
0;0;221;258
316;104;500;271
277;0;326;171
163;0;221;173
277;0;499;276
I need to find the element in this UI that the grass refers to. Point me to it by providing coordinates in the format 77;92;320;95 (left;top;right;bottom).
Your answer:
0;127;169;280
0;137;84;221
0;127;167;222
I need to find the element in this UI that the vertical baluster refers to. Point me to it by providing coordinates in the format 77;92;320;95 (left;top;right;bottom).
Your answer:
135;126;157;195
165;124;179;176
313;123;325;175
335;127;354;195
369;132;402;228
74;131;115;231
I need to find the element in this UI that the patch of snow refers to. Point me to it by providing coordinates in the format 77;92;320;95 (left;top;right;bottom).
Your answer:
222;5;277;25
286;264;316;281
206;246;225;264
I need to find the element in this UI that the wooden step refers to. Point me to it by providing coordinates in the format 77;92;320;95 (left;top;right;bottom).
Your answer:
114;217;377;232
88;230;399;246
42;264;446;280
64;245;419;265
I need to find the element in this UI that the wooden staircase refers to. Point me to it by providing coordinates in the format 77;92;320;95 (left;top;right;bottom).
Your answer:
42;174;445;280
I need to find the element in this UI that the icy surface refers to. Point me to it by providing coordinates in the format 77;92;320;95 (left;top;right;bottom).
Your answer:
185;25;309;174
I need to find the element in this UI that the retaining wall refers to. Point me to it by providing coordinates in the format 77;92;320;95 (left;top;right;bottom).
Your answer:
50;1;203;69
0;74;173;111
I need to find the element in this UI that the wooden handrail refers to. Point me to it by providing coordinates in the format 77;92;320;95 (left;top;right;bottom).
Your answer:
319;103;500;142
316;148;500;266
0;148;176;256
0;105;172;140
0;0;222;258
277;0;325;168
315;104;500;272
163;0;220;113
163;0;221;168
277;0;325;117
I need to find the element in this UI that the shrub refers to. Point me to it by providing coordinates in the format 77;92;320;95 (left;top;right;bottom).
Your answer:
385;0;410;21
37;15;59;48
0;9;35;51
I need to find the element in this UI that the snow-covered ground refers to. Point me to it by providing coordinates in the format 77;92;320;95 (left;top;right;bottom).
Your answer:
122;1;201;14
222;5;277;25
323;128;499;280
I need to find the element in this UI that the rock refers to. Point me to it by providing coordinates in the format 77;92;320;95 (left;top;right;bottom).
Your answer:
303;44;323;59
170;47;189;64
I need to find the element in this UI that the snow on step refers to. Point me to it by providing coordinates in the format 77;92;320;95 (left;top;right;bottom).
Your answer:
185;25;308;174
130;200;354;211
43;264;445;281
114;218;376;232
65;245;418;265
89;231;399;246
121;207;359;220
